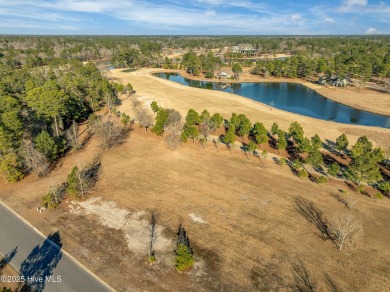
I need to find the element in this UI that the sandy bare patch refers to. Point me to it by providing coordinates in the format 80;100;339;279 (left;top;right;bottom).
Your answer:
69;197;172;255
189;213;207;224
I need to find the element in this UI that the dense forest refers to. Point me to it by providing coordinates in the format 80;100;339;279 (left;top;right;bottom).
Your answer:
0;58;117;181
0;36;389;81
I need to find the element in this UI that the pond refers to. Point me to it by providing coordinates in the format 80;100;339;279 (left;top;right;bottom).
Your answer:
154;73;389;128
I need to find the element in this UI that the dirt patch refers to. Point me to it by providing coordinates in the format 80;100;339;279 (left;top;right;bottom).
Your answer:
69;197;172;257
188;213;207;224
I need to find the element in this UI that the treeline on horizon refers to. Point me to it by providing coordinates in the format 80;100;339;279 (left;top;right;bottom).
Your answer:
0;35;389;82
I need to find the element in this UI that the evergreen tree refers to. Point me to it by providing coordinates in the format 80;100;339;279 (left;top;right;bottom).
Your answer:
311;134;322;150
151;108;168;136
336;133;349;155
251;122;268;146
236;114;251;139
328;162;341;177
346;136;384;185
288;121;304;143
209;113;223;132
270;122;279;137
35;130;59;162
199;109;211;124
150;101;159;113
183;124;199;144
185;109;200;125
276;130;287;153
223;125;236;153
306;149;324;169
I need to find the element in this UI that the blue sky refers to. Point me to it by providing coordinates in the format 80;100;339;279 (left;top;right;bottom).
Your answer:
0;0;389;35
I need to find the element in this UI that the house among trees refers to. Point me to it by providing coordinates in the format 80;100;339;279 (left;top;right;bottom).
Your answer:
318;75;351;87
215;68;234;79
231;44;258;57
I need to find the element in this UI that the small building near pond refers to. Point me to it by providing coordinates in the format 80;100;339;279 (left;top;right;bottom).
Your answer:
215;68;234;79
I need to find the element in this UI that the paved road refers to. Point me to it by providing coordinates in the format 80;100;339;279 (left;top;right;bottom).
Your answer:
0;201;114;292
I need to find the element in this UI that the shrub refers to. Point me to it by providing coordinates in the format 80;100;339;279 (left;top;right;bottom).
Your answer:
175;243;194;272
375;192;383;200
316;176;327;184
279;158;287;166
328;162;340;177
66;156;101;198
298;169;308;178
175;224;194;272
121;113;131;125
66;166;79;197
205;71;214;78
378;181;390;194
41;183;65;208
357;185;365;194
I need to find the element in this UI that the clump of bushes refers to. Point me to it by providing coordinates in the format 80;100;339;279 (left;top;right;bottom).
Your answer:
41;183;66;209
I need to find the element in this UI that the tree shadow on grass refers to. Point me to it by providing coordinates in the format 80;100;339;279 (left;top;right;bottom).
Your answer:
19;231;62;292
324;139;339;156
295;196;336;245
291;259;317;292
0;247;18;272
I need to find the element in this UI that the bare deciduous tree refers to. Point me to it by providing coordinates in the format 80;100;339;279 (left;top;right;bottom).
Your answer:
165;108;182;127
199;123;210;139
65;120;79;151
92;119;128;149
104;92;116;113
42;181;66;208
135;108;154;131
22;141;50;177
149;213;158;264
332;213;361;250
165;123;183;150
67;155;101;199
345;195;358;210
212;138;220;153
131;96;142;110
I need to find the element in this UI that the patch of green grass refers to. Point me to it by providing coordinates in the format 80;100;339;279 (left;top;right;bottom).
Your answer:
121;68;138;73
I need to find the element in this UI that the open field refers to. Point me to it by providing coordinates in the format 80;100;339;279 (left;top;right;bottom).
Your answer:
0;68;389;291
1;123;389;291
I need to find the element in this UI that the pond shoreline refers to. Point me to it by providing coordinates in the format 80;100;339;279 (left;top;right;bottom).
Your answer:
153;71;389;128
147;69;390;117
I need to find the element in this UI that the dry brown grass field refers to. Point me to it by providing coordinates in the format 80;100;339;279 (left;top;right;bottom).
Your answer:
1;69;389;291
